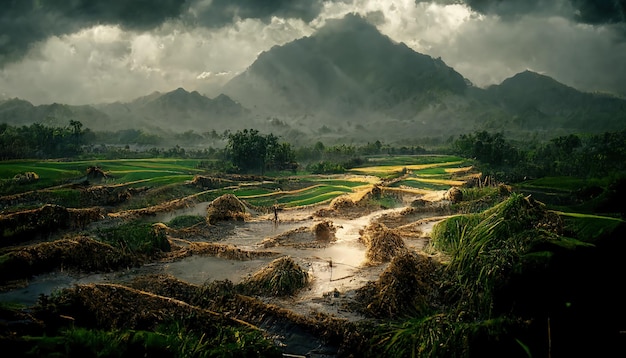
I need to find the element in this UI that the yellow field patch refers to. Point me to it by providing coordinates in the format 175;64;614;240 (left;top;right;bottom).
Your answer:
403;177;466;186
351;161;464;174
444;166;474;174
384;187;435;196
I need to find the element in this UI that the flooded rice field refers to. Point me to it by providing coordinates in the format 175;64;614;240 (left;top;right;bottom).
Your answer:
0;203;442;314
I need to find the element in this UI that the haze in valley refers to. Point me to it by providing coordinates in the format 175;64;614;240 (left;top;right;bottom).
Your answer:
1;0;625;144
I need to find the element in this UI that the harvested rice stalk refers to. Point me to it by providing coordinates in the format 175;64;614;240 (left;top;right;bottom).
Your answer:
206;194;248;224
355;252;442;318
238;256;309;297
360;222;408;265
313;220;337;242
0;235;135;284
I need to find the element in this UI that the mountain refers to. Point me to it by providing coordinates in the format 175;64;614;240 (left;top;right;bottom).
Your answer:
2;14;626;144
223;14;468;120
0;89;252;134
483;71;626;131
96;88;251;132
222;14;626;142
0;98;111;130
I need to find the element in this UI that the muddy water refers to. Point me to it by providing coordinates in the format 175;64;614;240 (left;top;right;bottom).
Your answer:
0;206;441;309
0;204;446;358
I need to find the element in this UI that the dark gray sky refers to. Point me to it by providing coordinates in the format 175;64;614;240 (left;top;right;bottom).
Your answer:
1;0;624;104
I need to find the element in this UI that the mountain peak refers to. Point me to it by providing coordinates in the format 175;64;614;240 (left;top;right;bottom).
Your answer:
315;12;381;37
223;13;467;116
172;87;188;94
496;70;578;95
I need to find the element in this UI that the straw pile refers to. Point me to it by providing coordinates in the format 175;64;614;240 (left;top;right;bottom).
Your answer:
127;274;200;303
260;220;337;249
49;283;247;332
359;222;408;265
329;195;356;210
183;242;278;260
13;171;39;184
238;256;309;297
86;166;108;180
316;186;393;219
206;194;248;224
191;175;226;189
355;252;441;318
81;186;136;206
0;235;135;284
445;187;463;203
313;220;337;242
1;204;70;242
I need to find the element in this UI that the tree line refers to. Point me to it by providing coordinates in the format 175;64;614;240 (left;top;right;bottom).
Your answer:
0;121;88;159
452;130;626;181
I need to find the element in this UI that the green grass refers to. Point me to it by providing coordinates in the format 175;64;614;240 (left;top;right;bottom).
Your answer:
558;211;624;244
314;179;370;187
0;156;473;211
365;155;465;166
351;156;468;179
243;184;353;207
46;188;82;207
231;187;276;197
390;179;451;191
412;167;449;175
0;159;205;196
11;324;280;358
517;176;607;192
95;221;171;255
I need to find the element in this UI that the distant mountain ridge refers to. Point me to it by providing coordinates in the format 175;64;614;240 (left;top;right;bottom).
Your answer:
221;14;626;141
95;88;250;132
0;98;111;130
1;14;625;144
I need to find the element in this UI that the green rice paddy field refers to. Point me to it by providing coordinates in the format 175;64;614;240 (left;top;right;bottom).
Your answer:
0;155;474;210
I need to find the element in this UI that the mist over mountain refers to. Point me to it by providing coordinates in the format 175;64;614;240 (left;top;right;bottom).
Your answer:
222;14;474;140
483;70;626;132
95;88;250;133
2;13;625;145
224;14;468;116
0;88;250;135
0;98;111;130
222;14;626;142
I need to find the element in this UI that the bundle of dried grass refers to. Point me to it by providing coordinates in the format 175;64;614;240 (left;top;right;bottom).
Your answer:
360;222;408;265
50;283;253;332
260;221;337;249
238;256;309;297
445;187;463;203
86;166;107;180
186;242;278;260
191;175;225;189
67;207;105;229
1;204;70;242
128;274;199;302
329;195;356;210
355;252;441;318
0;235;135;284
313;220;337;242
206;194;248;224
13;171;39;184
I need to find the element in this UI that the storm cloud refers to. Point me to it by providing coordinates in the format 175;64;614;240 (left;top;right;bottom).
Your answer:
186;0;325;28
0;0;331;67
462;0;626;24
0;0;189;65
1;0;625;105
